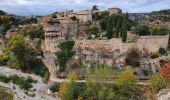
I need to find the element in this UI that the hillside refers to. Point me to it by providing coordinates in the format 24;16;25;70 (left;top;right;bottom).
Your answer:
148;9;170;22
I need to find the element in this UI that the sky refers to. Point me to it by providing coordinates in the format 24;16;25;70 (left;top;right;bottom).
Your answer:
0;0;170;16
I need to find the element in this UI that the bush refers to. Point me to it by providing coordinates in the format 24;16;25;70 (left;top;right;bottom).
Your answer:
0;75;10;83
134;25;150;36
151;52;160;59
125;48;141;67
0;54;9;66
10;75;32;90
50;83;60;93
143;69;149;76
159;48;167;55
149;74;170;93
47;18;60;25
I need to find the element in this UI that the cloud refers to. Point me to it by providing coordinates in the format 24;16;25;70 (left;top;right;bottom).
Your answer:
0;0;170;16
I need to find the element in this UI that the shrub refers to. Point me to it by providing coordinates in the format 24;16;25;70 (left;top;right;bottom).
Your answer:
0;54;9;65
134;25;150;36
50;83;60;93
125;48;141;67
149;74;170;93
151;52;160;59
159;48;167;55
143;69;149;76
0;75;10;83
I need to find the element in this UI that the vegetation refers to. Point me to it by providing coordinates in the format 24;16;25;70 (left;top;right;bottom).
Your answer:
125;48;141;67
50;83;60;93
106;13;128;42
18;24;44;39
86;26;99;36
70;16;77;21
151;26;170;35
92;5;99;11
134;25;150;36
0;75;35;90
6;34;36;70
159;48;167;55
0;86;14;100
149;73;170;93
47;18;60;25
0;34;48;77
0;10;7;15
114;69;141;100
56;40;75;71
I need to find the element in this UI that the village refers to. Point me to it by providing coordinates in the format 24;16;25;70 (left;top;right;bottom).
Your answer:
0;5;170;100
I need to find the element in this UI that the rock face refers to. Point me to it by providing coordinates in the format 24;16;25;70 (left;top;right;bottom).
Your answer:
157;89;170;100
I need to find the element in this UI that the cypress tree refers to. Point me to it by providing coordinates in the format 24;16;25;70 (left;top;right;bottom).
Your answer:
106;17;113;39
121;14;128;42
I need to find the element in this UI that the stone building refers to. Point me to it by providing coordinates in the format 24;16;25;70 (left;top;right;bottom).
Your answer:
56;10;92;23
108;7;122;16
44;21;78;52
76;10;92;22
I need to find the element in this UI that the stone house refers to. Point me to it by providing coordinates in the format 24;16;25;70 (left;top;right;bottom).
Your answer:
76;10;92;22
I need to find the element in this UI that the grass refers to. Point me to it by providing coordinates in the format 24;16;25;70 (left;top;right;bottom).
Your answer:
0;86;14;100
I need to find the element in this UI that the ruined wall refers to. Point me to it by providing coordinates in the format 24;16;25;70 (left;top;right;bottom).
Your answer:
74;35;169;53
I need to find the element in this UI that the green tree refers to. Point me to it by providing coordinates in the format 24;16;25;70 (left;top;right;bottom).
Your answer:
86;26;99;36
135;25;150;36
121;14;128;42
7;34;36;70
106;17;114;39
99;18;108;31
56;40;75;71
92;5;99;11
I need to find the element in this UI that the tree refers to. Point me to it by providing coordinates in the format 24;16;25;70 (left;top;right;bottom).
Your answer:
106;17;114;39
56;40;75;71
125;48;141;67
92;5;99;11
121;14;128;42
106;13;128;41
135;25;150;36
59;81;74;100
99;18;108;31
84;64;116;100
86;26;99;36
6;34;36;70
67;71;78;81
114;69;140;99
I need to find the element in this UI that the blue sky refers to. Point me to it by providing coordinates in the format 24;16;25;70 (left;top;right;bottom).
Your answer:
0;0;170;16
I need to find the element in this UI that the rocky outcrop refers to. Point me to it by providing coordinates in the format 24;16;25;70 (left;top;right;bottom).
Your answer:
157;89;170;100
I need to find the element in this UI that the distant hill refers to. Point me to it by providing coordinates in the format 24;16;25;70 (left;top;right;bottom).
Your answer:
0;10;7;15
128;13;148;22
148;9;170;22
151;9;170;15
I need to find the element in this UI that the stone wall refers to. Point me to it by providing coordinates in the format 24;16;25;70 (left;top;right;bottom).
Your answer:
74;35;169;53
